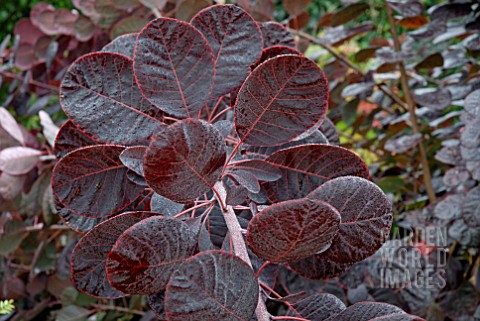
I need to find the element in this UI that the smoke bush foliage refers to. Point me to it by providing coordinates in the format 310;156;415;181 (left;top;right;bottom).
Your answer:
49;4;427;320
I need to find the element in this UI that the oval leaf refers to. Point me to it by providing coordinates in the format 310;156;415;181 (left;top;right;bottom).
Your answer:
247;198;340;262
144;119;226;203
264;144;370;202
307;176;393;264
54;120;100;159
251;45;301;70
120;146;146;176
106;216;196;294
60;52;163;144
150;193;185;216
101;32;138;58
0;147;42;175
260;22;297;49
327;302;422;321
235;55;328;146
287;293;346;321
165;250;259;321
134;18;214;118
71;211;159;298
331;3;370;27
191;5;262;98
52;145;144;218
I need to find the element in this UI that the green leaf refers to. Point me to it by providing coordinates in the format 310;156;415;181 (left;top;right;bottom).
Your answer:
0;220;27;256
377;176;404;193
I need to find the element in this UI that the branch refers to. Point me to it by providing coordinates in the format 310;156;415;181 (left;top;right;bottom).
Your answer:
0;70;59;93
213;181;271;321
385;4;436;204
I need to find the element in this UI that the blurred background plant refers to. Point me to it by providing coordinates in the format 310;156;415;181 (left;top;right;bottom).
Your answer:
0;0;478;320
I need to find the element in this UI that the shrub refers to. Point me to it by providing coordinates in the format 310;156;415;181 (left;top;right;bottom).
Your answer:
50;4;425;320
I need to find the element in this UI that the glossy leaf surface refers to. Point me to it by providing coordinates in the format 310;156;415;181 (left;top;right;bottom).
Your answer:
307;176;393;264
52;145;144;218
144;119;226;203
264;144;370;202
60;52;163;144
101;32;138;58
247;198;340;262
133;18;214;118
235;55;328;146
260;22;297;49
0;146;42;175
106;216;196;294
71;211;158;298
54;120;100;159
165;251;259;321
191;5;262;98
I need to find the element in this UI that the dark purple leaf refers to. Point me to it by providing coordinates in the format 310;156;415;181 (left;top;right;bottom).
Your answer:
330;3;370;27
463;187;480;228
327;302;423;321
263;144;370;202
106;216;196;294
60;52;163;144
320;23;375;46
259;22;297;49
227;171;260;193
119;146;146;177
165;250;259;321
247;198;340;262
384;134;422;154
284;0;313;17
198;218;216;251
133;18;214;118
235;55;328;146
464;89;480;119
52;145;144;219
438;282;478;320
226;185;249;206
143;119;226;203
448;219;479;246
57;207;107;233
101;32;138;58
0;146;42;175
307;176;393;264
413;88;451;111
243;130;329;159
71;211;159;298
287;293;346;321
251;46;301;70
191;5;262;98
288;255;352;279
54;120;100;159
150;193;184;217
431;3;472;21
228;160;282;182
387;1;423;17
